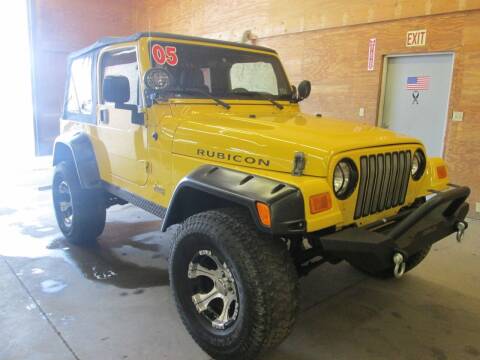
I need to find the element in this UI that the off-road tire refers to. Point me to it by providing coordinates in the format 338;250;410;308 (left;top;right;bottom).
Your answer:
169;208;298;360
52;161;106;245
349;246;431;279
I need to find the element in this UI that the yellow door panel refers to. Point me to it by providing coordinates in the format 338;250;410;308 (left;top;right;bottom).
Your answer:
95;106;149;186
93;43;149;188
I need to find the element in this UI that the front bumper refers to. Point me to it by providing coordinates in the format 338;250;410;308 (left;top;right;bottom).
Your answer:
315;186;470;273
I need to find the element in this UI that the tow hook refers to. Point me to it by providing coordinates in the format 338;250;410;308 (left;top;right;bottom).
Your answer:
456;221;467;242
393;252;406;279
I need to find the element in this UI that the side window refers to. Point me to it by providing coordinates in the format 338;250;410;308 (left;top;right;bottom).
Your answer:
230;62;278;95
100;48;139;106
65;55;93;115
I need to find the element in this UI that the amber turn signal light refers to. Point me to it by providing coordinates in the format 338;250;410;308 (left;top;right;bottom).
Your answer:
309;192;332;214
437;165;448;179
256;202;271;227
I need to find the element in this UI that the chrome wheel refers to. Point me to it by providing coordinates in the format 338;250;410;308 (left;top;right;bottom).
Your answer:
57;181;73;229
188;250;239;330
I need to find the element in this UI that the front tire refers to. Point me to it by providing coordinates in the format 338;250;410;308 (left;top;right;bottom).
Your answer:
169;208;298;360
52;161;106;245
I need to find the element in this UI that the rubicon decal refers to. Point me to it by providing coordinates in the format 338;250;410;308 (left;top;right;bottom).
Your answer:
152;44;178;66
197;149;270;167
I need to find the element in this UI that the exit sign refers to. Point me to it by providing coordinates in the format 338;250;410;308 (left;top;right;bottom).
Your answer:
406;29;427;47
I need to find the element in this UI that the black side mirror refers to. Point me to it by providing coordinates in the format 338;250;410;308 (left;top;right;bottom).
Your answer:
103;75;130;105
297;80;311;102
103;75;145;125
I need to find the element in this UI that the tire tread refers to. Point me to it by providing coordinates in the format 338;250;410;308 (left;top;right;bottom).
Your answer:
53;161;106;245
169;207;298;359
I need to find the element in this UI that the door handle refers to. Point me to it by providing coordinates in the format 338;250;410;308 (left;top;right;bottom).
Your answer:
100;109;109;124
152;131;158;141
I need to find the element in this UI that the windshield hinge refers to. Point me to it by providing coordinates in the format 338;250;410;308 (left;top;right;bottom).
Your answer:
292;152;306;176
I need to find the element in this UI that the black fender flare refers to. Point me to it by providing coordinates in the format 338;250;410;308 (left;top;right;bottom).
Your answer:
162;165;306;235
52;132;101;189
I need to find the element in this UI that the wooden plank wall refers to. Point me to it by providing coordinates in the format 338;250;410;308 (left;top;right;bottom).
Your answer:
30;0;136;154
135;0;480;218
136;0;480;39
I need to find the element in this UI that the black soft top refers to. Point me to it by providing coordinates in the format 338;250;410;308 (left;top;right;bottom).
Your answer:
69;32;277;59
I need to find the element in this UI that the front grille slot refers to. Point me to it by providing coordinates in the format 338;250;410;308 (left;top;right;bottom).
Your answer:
354;151;411;219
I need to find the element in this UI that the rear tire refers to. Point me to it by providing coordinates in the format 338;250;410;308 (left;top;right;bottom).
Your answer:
349;246;431;279
169;208;298;360
52;161;106;245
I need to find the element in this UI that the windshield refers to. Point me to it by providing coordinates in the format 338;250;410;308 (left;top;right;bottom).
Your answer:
149;41;292;101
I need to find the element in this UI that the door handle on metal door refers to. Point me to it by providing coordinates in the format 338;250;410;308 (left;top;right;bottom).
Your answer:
152;131;158;141
100;109;109;124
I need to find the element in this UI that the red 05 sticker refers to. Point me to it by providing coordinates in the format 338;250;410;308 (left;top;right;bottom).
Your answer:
152;44;178;66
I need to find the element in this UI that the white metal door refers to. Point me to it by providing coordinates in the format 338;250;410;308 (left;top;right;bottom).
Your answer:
380;54;454;157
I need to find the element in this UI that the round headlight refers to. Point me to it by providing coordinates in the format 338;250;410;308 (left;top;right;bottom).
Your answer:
411;149;426;180
333;159;358;199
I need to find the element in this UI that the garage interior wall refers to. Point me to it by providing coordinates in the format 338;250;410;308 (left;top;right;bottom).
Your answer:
30;0;480;218
29;0;137;155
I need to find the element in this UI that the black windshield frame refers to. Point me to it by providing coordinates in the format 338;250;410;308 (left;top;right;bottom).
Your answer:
148;41;293;101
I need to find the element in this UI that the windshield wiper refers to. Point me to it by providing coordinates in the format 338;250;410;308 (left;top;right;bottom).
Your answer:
246;91;284;110
175;88;231;110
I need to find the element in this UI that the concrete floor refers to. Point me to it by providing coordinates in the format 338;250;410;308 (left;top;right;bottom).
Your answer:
1;162;479;360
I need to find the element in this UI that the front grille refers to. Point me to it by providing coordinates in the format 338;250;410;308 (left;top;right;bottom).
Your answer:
354;151;412;219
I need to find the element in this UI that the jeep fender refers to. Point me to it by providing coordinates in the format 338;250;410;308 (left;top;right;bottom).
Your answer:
52;132;101;189
162;165;306;235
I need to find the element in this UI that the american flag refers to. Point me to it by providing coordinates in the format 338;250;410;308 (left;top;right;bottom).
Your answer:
406;76;430;90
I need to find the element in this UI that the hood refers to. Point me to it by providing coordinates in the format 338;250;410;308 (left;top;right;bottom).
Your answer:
171;106;420;177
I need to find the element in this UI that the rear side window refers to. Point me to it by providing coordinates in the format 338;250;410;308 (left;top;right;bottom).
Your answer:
65;55;94;116
99;48;139;106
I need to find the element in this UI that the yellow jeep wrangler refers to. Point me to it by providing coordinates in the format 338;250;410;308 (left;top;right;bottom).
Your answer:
52;32;470;359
